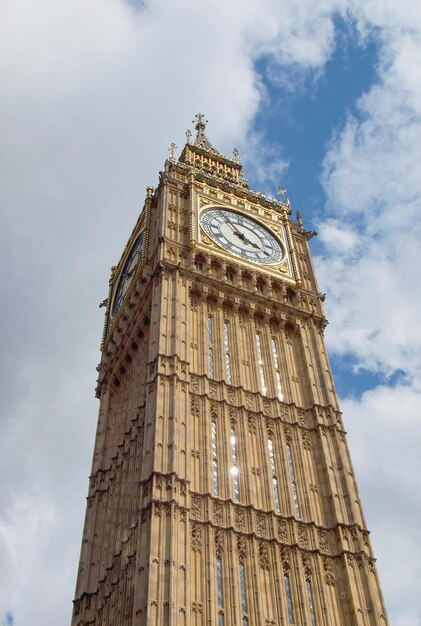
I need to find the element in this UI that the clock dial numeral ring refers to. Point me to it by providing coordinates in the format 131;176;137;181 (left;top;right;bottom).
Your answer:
200;208;284;266
111;232;144;318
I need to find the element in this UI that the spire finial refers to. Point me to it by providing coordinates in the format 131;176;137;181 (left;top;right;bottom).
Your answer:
233;148;241;164
186;129;192;144
192;113;213;151
278;185;287;202
169;142;177;161
193;112;208;131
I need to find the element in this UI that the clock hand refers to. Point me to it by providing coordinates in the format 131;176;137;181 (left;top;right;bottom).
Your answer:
235;233;261;250
216;209;232;227
216;210;244;237
216;210;270;255
249;241;270;254
242;238;270;255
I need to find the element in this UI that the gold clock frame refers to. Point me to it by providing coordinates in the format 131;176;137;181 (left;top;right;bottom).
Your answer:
189;181;301;284
101;186;153;349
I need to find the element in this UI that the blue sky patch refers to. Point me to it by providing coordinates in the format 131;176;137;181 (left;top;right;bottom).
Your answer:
250;17;380;250
330;353;408;399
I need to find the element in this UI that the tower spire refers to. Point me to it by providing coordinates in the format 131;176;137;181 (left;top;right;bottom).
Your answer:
194;112;207;131
192;112;213;150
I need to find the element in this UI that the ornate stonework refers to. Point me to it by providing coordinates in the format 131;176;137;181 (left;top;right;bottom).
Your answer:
72;117;389;626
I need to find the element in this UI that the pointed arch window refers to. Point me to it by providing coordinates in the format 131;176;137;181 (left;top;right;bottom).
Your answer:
271;338;283;400
224;321;232;385
268;436;281;513
306;578;316;626
208;316;214;379
255;332;267;395
216;556;224;625
230;424;240;501
284;574;294;624
211;420;219;496
239;561;248;625
286;443;300;518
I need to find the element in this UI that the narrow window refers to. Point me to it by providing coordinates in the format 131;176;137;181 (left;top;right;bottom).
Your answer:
195;260;203;270
224;272;233;282
306;578;316;626
239;562;248;624
271;338;283;401
284;574;294;624
208;316;214;379
216;557;224;625
256;282;263;293
212;421;219;495
230;424;240;501
224;321;232;385
255;333;267;395
268;437;281;513
286;443;300;518
239;562;247;613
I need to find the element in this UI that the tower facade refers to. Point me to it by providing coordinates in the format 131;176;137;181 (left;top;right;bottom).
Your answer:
72;116;388;626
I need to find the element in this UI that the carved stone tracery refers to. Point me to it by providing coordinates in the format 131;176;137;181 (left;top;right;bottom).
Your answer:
74;121;389;626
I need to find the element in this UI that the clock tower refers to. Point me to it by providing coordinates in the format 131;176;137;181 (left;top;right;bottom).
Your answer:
72;115;388;626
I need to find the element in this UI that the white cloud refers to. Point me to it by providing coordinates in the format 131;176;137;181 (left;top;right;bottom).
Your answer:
0;1;345;623
342;386;421;626
240;130;290;192
1;0;420;624
317;14;421;382
318;219;360;253
314;5;421;624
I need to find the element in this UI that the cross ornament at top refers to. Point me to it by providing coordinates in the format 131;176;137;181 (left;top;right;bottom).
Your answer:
278;185;287;202
193;113;208;130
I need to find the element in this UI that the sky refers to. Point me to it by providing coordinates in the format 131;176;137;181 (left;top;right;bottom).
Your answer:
1;1;420;624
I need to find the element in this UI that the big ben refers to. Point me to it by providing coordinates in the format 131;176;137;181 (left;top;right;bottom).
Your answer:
71;114;389;625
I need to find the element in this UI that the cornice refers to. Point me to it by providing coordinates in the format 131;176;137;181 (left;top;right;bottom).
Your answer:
166;160;293;217
186;267;326;325
188;492;373;555
188;377;343;428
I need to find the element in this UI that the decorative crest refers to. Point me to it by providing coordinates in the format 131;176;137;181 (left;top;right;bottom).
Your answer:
185;129;192;144
233;148;241;164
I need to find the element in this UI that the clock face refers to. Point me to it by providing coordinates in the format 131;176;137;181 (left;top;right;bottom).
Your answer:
111;232;144;318
200;207;284;265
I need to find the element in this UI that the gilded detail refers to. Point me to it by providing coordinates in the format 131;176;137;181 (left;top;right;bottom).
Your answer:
74;116;389;626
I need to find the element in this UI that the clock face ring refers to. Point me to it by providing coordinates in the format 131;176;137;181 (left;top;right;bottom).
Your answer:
111;231;144;318
200;207;284;265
